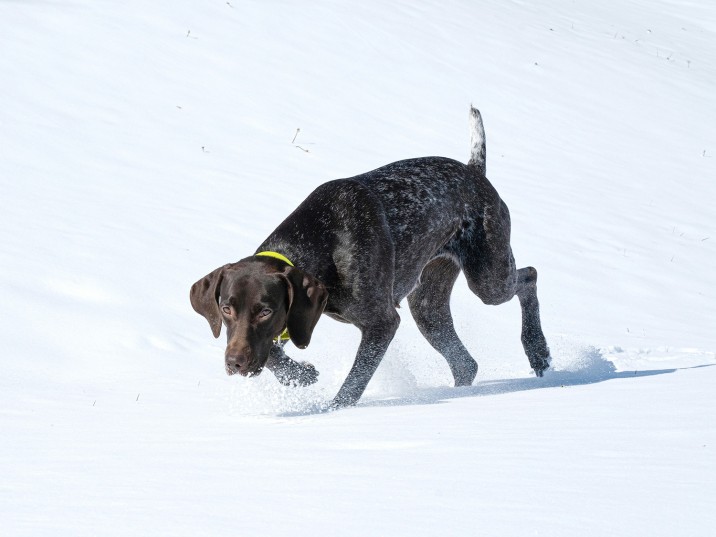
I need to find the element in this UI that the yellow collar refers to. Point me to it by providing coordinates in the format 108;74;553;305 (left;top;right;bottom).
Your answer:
255;251;294;266
256;251;294;344
275;328;291;343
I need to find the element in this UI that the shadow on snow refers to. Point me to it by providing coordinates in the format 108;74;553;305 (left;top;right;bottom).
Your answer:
278;347;714;416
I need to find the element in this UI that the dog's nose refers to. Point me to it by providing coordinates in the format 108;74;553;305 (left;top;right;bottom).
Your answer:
225;353;248;375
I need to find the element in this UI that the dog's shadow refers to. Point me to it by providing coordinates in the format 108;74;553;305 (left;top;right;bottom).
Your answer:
278;348;713;416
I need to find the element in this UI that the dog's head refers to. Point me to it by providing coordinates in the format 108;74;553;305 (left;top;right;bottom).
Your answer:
190;257;328;376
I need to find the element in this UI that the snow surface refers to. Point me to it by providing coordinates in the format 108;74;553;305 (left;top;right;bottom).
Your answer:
1;0;715;535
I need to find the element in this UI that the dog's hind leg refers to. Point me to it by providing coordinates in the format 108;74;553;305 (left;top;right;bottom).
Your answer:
459;200;551;376
514;266;551;376
408;256;478;386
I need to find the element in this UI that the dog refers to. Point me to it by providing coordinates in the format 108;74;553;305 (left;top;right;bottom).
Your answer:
190;107;551;408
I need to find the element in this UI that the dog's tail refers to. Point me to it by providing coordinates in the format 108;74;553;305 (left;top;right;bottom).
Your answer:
468;105;486;176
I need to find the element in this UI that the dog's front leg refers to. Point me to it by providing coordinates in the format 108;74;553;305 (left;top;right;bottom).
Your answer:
331;312;400;408
265;344;319;387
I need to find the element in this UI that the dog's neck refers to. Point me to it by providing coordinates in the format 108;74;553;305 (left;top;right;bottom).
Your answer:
255;251;294;345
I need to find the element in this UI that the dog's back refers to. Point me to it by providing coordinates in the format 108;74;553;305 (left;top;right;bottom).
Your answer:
336;106;491;266
262;109;500;301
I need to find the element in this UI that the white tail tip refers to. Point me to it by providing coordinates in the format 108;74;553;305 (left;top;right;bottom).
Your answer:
468;105;486;175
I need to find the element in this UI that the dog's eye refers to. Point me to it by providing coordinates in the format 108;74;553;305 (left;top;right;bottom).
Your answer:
221;306;232;315
258;308;272;318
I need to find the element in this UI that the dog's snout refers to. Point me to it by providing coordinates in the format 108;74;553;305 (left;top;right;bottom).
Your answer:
225;353;249;375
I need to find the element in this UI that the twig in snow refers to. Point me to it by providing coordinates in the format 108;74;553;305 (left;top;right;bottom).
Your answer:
291;128;310;153
136;393;141;402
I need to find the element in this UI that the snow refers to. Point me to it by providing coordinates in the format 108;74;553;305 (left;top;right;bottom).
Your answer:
1;0;715;535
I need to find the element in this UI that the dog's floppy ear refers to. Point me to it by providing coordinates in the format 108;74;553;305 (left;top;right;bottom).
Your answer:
190;265;228;338
283;267;328;349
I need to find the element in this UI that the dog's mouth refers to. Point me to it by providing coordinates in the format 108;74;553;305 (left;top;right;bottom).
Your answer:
229;354;269;377
238;365;264;377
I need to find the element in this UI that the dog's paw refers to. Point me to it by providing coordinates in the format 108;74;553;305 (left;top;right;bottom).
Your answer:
327;397;349;411
274;360;319;387
452;357;478;386
294;361;319;386
531;353;551;377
